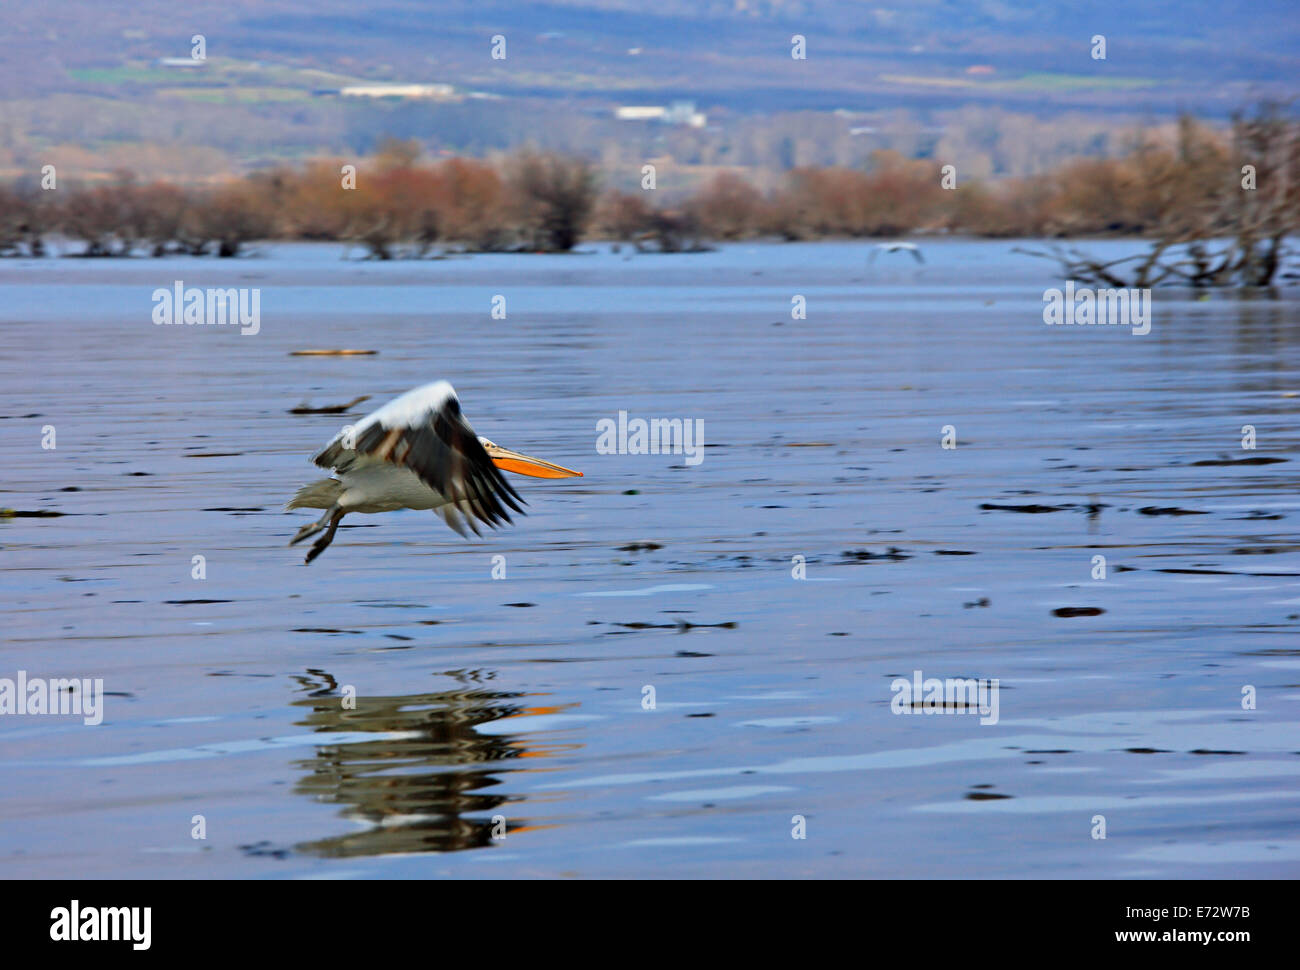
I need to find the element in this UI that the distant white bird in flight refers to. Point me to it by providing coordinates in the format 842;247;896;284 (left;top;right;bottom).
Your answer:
287;381;582;563
869;242;924;264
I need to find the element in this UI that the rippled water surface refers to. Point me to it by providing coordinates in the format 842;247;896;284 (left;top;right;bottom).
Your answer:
2;240;1298;878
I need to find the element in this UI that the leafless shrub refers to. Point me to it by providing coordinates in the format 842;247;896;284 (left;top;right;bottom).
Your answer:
505;150;598;252
0;182;50;257
438;158;510;251
60;174;140;256
1017;105;1298;287
127;181;194;256
191;180;276;257
687;173;765;239
592;190;654;243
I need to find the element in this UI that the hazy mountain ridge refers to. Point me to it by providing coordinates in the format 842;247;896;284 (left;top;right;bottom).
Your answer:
0;1;1294;178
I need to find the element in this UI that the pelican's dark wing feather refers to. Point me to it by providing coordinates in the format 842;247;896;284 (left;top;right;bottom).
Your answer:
313;381;524;534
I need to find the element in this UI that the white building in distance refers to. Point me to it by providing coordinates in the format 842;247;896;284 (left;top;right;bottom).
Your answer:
615;100;706;127
340;84;456;100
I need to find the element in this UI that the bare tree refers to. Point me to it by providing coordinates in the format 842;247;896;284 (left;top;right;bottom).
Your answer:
193;180;276;257
593;190;654;244
688;173;765;239
0;183;50;257
128;181;193;256
1018;104;1298;287
634;207;708;253
505;151;598;252
61;173;141;256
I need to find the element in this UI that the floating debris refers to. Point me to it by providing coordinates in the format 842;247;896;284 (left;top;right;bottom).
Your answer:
289;395;372;414
239;841;291;860
613;620;736;631
1052;606;1104;617
1156;567;1300;577
1138;506;1208;516
0;509;64;518
289;349;377;356
1191;456;1287;466
980;503;1071;514
842;547;910;562
618;542;662;552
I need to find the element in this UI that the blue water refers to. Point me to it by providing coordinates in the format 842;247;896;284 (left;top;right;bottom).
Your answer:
1;239;1298;877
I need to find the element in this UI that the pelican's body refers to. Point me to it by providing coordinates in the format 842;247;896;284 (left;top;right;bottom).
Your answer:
292;462;447;513
287;382;581;562
869;242;924;264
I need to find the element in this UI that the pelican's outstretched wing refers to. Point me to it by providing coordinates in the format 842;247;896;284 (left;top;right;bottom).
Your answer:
313;381;525;533
871;242;924;264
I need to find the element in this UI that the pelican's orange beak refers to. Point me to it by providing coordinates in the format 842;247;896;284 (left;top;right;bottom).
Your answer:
482;441;582;479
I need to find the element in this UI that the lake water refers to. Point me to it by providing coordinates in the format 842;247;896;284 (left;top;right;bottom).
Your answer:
1;239;1298;878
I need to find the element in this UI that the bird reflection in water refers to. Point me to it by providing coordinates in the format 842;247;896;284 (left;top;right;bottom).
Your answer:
288;668;572;857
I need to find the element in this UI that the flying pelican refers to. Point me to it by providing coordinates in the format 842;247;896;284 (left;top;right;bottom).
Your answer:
287;381;582;563
869;242;924;264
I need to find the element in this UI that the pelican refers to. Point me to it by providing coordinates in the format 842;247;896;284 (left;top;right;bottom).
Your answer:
287;381;582;563
869;242;924;264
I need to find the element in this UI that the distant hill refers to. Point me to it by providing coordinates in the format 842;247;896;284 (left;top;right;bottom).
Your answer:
0;1;1295;179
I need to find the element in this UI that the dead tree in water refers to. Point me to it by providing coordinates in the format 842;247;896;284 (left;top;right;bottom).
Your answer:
1018;104;1299;287
505;151;598;252
196;181;275;257
0;184;49;257
634;209;710;253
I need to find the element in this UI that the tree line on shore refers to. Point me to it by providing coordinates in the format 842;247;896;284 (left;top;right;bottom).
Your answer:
1;107;1295;285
